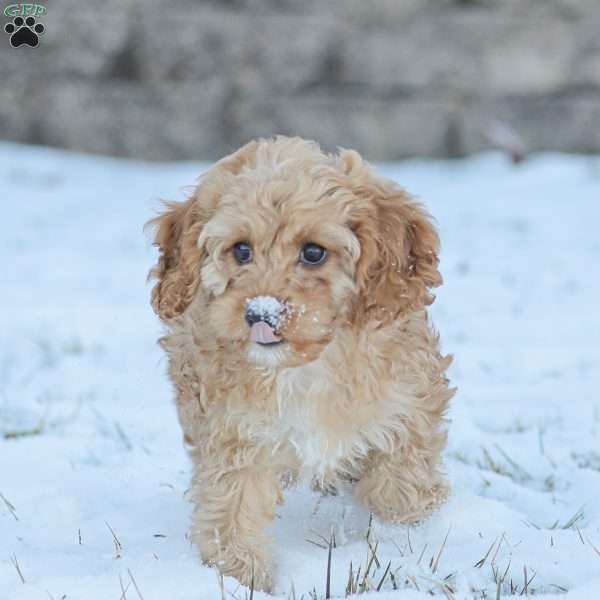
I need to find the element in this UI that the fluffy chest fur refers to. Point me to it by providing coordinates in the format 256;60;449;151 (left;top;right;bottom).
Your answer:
168;314;447;482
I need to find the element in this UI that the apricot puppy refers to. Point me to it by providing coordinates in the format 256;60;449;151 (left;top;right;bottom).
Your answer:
148;136;454;591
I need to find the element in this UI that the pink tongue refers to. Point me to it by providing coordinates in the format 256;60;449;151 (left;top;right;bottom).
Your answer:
250;321;282;344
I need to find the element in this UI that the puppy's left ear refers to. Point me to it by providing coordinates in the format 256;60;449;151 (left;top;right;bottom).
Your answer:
146;198;206;320
338;150;442;323
146;140;261;320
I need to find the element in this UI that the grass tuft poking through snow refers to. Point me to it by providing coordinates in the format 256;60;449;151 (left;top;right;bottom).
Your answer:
1;143;600;598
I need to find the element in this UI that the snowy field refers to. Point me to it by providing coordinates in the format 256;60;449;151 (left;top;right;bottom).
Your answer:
1;142;600;600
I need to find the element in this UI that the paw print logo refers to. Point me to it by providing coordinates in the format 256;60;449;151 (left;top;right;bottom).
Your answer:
4;15;44;48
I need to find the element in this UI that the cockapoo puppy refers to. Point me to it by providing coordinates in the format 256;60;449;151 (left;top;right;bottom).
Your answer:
147;136;454;591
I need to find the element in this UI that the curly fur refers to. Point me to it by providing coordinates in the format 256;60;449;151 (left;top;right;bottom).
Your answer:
147;136;455;591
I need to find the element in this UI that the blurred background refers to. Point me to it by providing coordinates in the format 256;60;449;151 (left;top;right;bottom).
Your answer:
2;0;600;161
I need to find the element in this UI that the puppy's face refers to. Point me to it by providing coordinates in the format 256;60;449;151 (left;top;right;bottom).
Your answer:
148;137;442;369
198;174;361;367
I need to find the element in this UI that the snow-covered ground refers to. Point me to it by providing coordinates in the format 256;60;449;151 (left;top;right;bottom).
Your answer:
1;142;599;600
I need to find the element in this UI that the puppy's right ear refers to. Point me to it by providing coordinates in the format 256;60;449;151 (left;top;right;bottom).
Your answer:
146;140;260;320
146;198;205;320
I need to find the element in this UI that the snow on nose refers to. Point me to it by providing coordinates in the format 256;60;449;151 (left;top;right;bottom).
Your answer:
245;295;291;330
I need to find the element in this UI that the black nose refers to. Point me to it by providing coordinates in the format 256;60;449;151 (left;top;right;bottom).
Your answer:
245;309;280;328
245;309;263;326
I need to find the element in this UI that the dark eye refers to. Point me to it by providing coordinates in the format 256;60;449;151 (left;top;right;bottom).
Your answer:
300;243;327;266
233;241;253;264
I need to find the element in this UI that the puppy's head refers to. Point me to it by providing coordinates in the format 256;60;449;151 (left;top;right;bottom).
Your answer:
148;137;441;368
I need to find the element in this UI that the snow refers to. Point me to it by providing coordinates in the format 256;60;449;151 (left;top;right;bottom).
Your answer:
1;142;600;599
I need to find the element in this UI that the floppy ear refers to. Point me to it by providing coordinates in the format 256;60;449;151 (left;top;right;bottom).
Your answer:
146;140;260;320
146;198;206;320
339;151;442;324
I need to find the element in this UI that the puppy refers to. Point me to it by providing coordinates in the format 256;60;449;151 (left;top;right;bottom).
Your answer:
147;136;454;591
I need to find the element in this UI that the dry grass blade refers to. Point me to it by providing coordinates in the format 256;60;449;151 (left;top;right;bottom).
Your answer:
354;564;361;593
389;570;398;590
587;536;600;559
119;573;131;600
365;513;373;545
308;530;332;548
127;568;144;600
520;565;536;596
376;561;391;591
105;521;123;558
480;447;509;477
489;533;505;565
3;421;45;440
421;574;456;600
114;421;133;451
0;492;18;521
494;444;532;481
560;506;585;530
10;554;25;584
501;559;511;584
474;536;499;568
432;528;451;574
325;532;333;599
366;538;381;570
407;574;420;591
362;540;379;588
417;543;428;566
441;584;455;600
345;561;353;597
491;563;499;584
391;539;404;558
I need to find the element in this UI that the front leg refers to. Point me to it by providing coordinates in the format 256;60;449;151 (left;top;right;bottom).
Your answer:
354;433;449;524
189;438;282;591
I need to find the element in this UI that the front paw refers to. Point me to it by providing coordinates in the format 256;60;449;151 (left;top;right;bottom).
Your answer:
231;556;273;592
355;475;449;524
200;540;273;592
